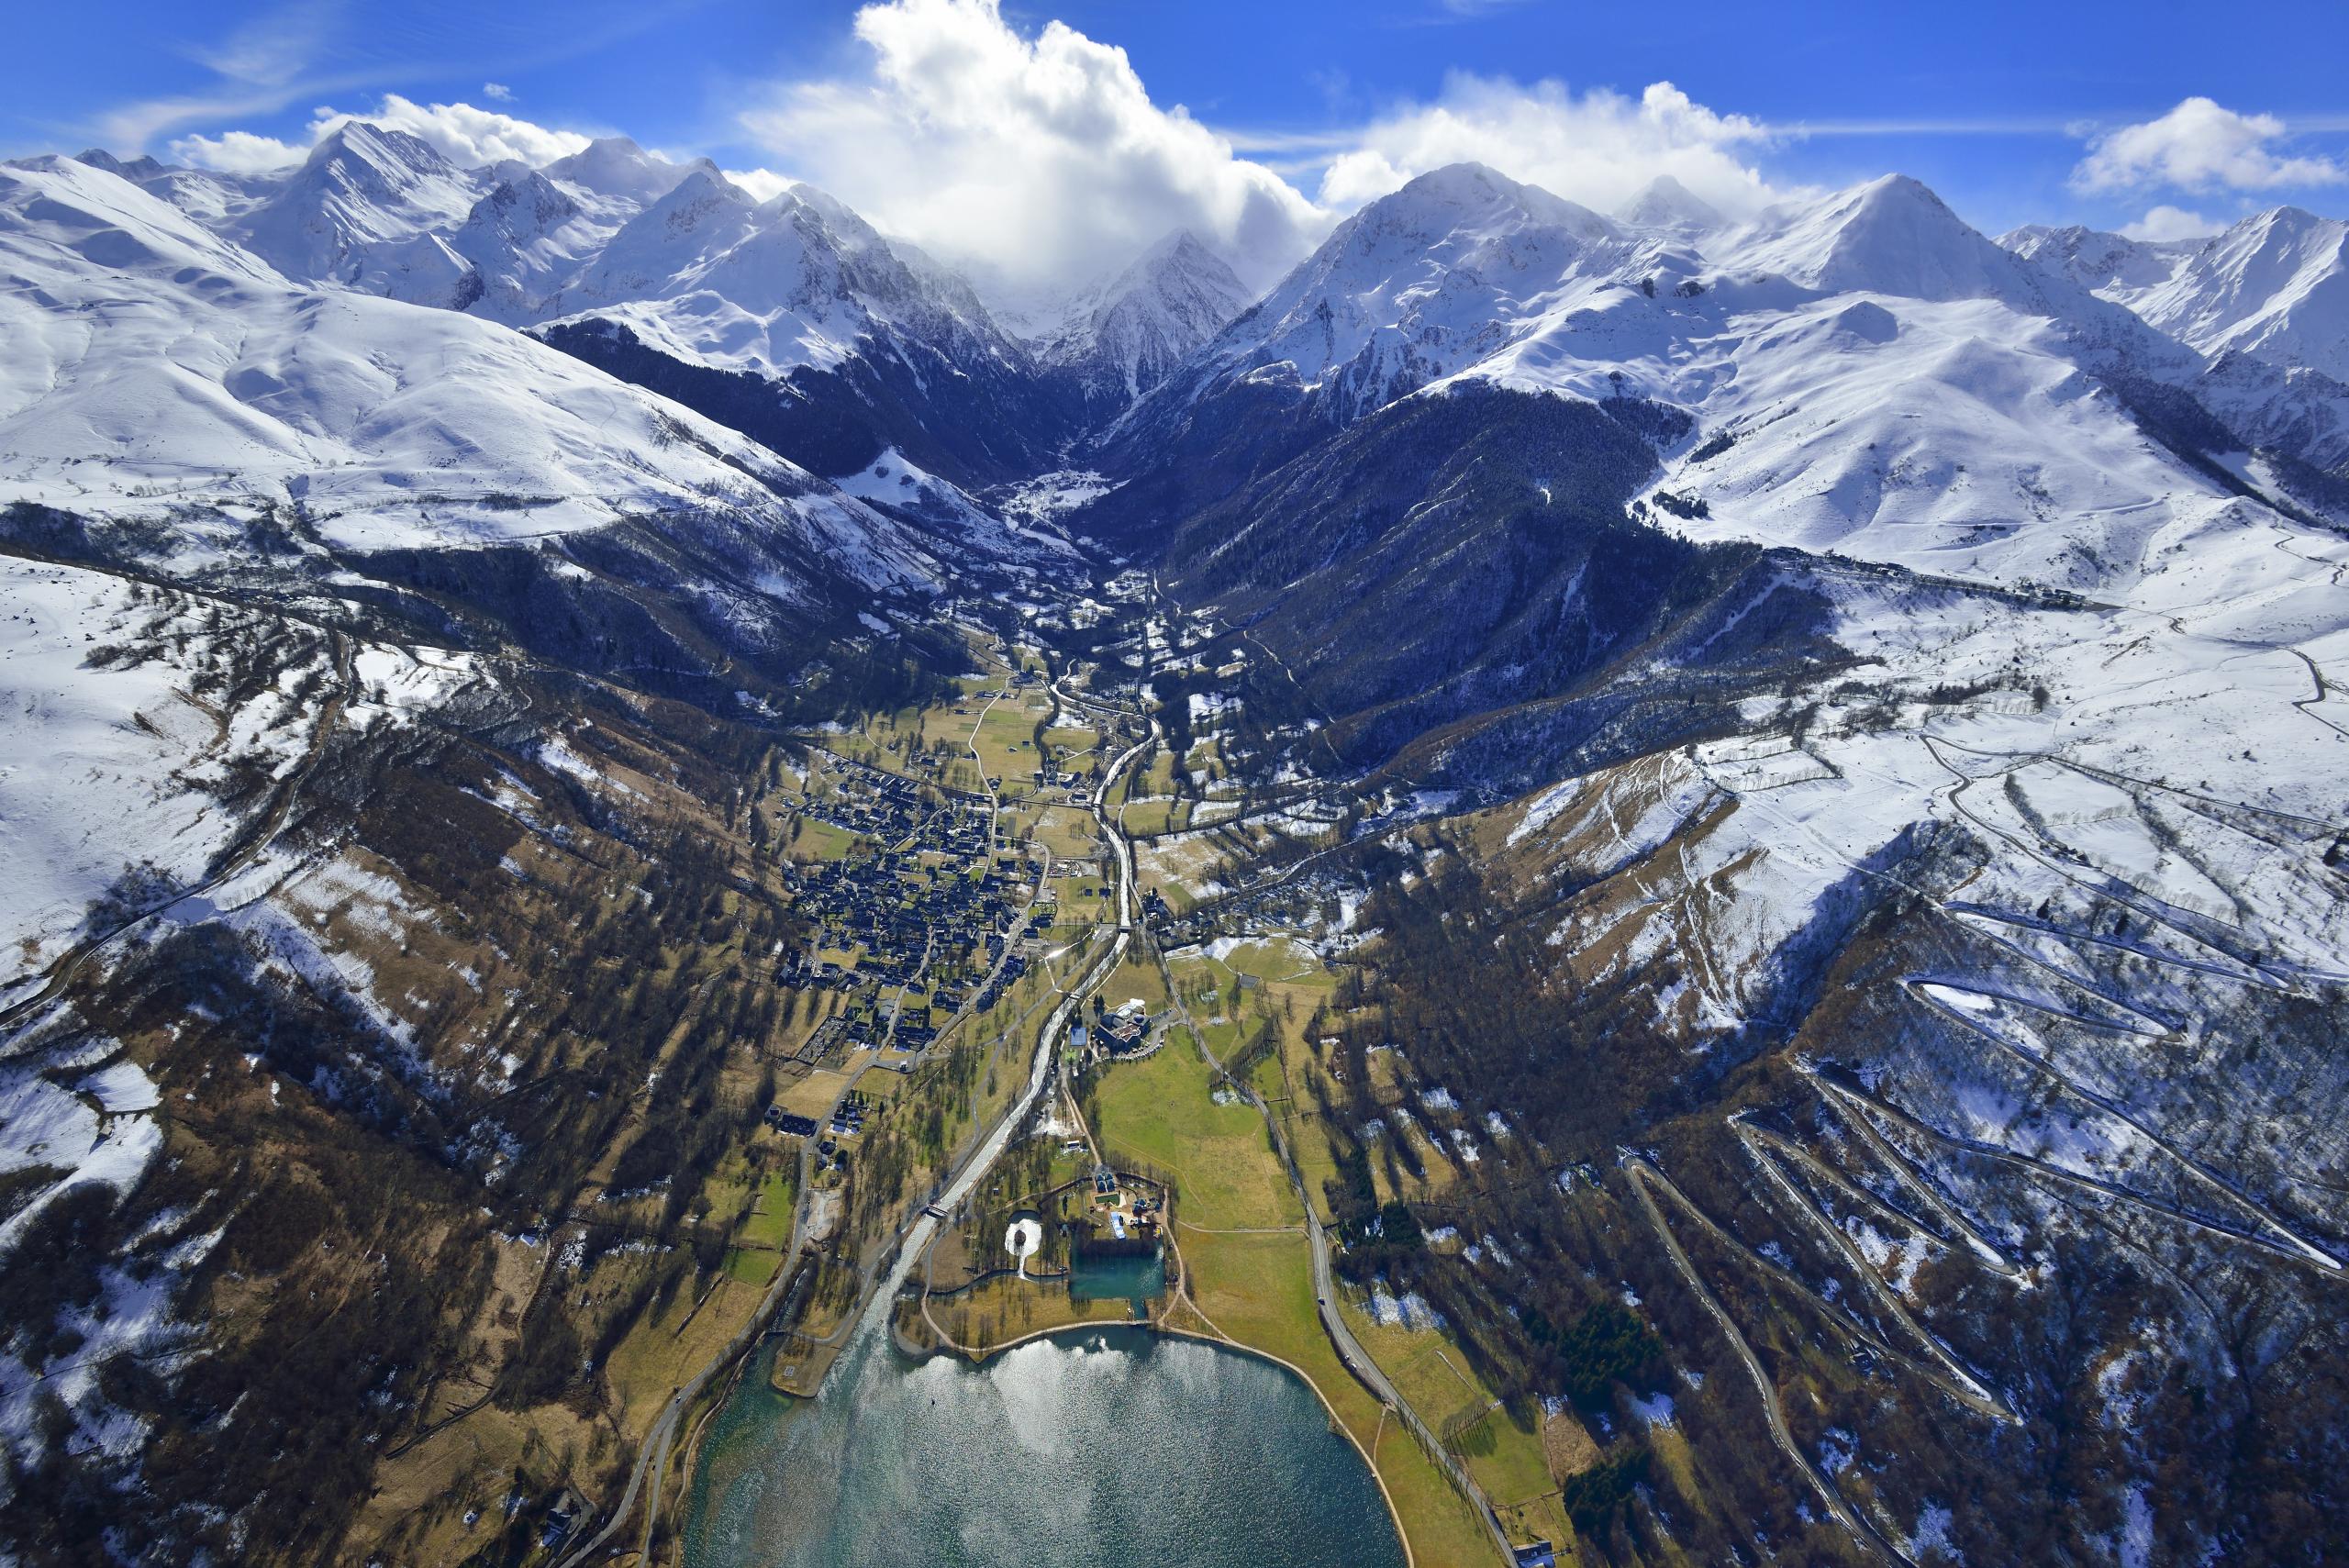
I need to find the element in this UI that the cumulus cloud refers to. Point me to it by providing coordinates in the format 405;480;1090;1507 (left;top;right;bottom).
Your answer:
725;168;797;203
483;83;515;103
2073;97;2342;194
170;94;590;174
167;128;309;175
1319;76;1786;219
2121;204;2221;243
740;0;1330;298
307;94;590;168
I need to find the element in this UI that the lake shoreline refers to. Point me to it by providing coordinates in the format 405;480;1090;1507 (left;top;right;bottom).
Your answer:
686;1313;1413;1568
888;1314;1420;1568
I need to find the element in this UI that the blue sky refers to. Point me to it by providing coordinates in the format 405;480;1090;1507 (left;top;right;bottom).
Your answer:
10;0;2348;286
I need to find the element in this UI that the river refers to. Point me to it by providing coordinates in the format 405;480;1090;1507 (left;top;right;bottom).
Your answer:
681;1324;1407;1568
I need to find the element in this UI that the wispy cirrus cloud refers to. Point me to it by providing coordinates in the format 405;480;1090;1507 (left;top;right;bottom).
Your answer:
88;0;691;158
93;1;378;152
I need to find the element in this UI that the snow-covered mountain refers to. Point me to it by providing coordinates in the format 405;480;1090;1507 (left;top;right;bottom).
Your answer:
2134;206;2349;383
540;165;999;380
0;156;889;563
542;134;699;208
1616;172;1724;233
1031;229;1255;416
530;166;1080;482
225;121;485;306
1171;162;1635;419
1998;219;2198;294
446;166;602;318
77;123;1078;485
2006;206;2349;387
0;150;1080;726
1104;162;2349;602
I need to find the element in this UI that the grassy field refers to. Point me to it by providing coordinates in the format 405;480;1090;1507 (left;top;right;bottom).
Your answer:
1099;948;1170;1013
786;817;865;863
604;1273;763;1434
926;1273;1130;1355
1134;831;1231;913
1092;1023;1505;1563
1119;795;1194;837
1342;1301;1561;1523
1178;1229;1503;1566
971;700;1055;800
1091;1040;1298;1230
739;1171;795;1248
1023;804;1100;860
724;1246;783;1286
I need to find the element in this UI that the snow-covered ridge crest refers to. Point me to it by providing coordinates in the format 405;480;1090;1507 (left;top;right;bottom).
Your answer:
2003;205;2349;387
0;154;930;588
1032;228;1257;409
1108;157;2349;605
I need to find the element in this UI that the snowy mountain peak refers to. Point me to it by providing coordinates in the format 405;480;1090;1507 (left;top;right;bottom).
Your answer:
1036;227;1253;409
2002;202;2349;385
298;119;458;189
450;168;597;318
227;118;483;304
649;163;754;226
72;148;165;181
2136;204;2349;381
1139;227;1220;267
473;168;580;231
0;153;280;288
1618;173;1723;232
1740;172;2040;305
1998;222;2193;295
1108;229;1250;320
542;136;694;206
1166;162;1634;406
1371;161;1619;245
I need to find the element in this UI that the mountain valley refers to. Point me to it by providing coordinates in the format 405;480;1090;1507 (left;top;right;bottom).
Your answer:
0;102;2346;1568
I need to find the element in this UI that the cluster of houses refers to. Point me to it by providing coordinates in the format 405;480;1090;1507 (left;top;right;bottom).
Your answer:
1027;764;1090;796
778;807;1030;999
802;751;976;838
767;1089;876;1144
969;946;1029;1017
829;1089;874;1139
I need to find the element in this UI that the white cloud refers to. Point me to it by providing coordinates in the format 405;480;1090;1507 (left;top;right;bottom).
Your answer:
2120;204;2220;243
307;94;590;168
725;168;797;204
95;1;369;152
167;93;589;176
483;82;515;103
2073;97;2342;194
1319;75;1785;218
740;0;1330;297
167;128;308;175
